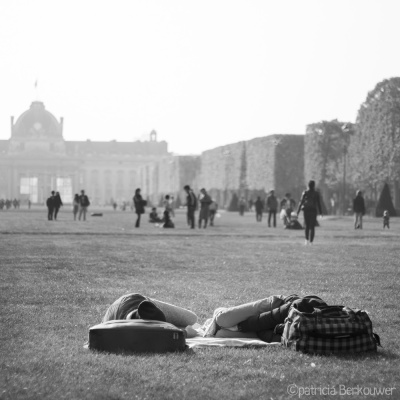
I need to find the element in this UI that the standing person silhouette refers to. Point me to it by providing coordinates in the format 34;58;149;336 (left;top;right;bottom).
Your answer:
297;180;322;245
353;190;366;229
54;191;63;220
133;188;145;228
266;190;278;227
78;190;90;221
198;188;212;228
72;193;80;220
254;196;264;222
183;185;197;229
46;191;56;220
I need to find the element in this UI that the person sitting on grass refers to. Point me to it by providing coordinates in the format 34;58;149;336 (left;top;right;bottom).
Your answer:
285;212;303;230
149;207;163;223
162;208;175;228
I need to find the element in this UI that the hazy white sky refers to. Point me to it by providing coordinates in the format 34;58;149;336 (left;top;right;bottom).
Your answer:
0;1;399;154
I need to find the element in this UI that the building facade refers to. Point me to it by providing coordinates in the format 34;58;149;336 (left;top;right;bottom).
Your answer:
0;101;169;205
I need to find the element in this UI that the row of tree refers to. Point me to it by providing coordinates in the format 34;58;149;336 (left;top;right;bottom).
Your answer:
305;77;400;215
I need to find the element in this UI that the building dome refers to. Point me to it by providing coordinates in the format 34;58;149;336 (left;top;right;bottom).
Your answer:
12;101;63;138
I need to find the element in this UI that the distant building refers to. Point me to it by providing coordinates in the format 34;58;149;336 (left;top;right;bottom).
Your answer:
0;101;306;209
199;135;305;208
0;101;169;204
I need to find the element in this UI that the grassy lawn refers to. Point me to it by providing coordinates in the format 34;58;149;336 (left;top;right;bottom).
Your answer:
1;207;399;400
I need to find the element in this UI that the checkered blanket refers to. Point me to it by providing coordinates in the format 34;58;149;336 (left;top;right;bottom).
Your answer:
281;306;380;354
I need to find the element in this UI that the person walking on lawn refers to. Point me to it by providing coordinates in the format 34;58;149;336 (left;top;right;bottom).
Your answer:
297;180;322;245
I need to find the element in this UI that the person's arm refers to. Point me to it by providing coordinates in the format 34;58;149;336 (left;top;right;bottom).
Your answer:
297;193;304;215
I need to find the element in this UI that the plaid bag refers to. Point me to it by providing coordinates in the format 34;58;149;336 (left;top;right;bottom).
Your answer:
281;305;381;354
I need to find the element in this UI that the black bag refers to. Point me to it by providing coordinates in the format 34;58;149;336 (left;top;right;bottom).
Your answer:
88;320;186;354
281;305;381;354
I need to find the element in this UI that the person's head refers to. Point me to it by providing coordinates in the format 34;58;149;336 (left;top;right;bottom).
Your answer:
257;196;261;200
383;210;389;216
135;188;141;195
81;190;85;195
165;194;170;200
183;185;190;192
74;193;79;199
356;190;362;196
200;188;206;194
51;190;55;195
152;207;156;212
270;190;275;195
308;180;315;190
126;300;166;322
285;193;291;198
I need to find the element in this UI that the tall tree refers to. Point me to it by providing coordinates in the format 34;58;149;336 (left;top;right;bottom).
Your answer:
349;77;400;192
305;120;354;209
376;182;396;217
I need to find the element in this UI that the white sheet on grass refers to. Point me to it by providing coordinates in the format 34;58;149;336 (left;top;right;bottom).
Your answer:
186;337;280;349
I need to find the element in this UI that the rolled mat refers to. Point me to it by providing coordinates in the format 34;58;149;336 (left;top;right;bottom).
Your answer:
149;298;198;327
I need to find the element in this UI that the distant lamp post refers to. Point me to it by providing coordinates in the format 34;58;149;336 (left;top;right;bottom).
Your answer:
341;124;351;215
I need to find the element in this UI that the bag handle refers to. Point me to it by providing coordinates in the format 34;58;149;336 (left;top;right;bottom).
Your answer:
314;305;344;316
314;305;357;320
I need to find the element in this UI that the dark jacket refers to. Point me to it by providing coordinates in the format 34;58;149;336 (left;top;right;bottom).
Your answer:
297;189;322;215
133;194;145;214
46;196;55;209
255;198;264;213
186;190;197;209
79;194;90;207
266;195;278;211
54;194;63;208
353;195;365;214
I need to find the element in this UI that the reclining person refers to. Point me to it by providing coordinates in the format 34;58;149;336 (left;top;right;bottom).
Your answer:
102;293;198;337
206;294;326;343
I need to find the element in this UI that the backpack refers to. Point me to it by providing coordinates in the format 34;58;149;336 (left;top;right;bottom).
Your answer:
302;190;317;210
281;304;381;354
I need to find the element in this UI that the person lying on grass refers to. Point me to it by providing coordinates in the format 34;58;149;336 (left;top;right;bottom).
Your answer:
102;293;198;338
205;294;327;342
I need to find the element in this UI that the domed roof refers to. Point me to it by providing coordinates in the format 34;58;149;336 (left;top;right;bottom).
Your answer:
12;101;63;138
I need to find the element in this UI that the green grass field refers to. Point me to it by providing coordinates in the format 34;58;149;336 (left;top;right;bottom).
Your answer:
1;207;399;400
